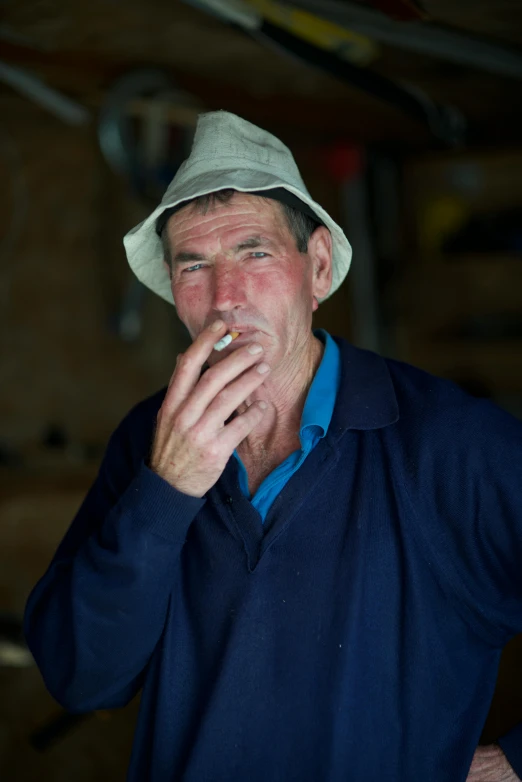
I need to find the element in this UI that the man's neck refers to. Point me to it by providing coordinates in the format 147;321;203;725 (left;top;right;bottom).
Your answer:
236;334;325;461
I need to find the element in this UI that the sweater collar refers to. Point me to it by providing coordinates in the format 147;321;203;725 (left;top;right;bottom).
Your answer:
330;337;399;432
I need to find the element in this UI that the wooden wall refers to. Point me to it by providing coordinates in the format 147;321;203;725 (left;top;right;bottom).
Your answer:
0;94;187;459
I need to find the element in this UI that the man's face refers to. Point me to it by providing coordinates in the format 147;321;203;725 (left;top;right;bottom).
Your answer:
166;191;332;370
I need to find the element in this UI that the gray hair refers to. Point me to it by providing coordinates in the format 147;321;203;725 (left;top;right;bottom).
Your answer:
160;189;320;268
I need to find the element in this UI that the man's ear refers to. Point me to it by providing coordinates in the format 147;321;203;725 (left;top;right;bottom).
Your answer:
308;226;333;304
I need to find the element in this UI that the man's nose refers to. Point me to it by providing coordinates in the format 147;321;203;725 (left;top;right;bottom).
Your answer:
211;266;246;311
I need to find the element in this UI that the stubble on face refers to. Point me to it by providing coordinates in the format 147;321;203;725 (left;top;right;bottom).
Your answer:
167;193;316;360
166;192;331;443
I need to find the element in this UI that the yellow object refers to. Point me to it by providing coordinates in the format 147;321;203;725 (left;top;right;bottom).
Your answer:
244;0;378;65
419;196;469;254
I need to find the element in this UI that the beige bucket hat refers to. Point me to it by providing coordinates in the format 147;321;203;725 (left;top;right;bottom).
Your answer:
123;111;352;305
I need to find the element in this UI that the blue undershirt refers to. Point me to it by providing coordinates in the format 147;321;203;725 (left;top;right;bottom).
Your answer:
233;328;340;521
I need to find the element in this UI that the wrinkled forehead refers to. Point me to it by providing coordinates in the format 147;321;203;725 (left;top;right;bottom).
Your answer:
173;191;283;223
157;187;322;237
167;193;290;247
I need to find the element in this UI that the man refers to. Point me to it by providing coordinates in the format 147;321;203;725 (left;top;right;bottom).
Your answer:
24;112;522;781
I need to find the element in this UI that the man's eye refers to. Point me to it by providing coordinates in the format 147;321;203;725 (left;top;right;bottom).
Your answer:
250;252;268;258
183;264;205;273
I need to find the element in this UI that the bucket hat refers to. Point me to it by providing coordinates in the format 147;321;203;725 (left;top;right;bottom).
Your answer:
123;111;352;305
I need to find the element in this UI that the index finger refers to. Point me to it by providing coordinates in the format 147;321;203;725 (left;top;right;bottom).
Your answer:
164;319;228;407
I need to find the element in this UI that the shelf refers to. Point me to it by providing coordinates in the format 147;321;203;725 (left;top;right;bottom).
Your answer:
439;253;522;265
126;99;200;128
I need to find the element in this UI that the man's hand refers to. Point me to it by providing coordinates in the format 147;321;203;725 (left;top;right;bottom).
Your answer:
150;320;270;498
466;744;520;782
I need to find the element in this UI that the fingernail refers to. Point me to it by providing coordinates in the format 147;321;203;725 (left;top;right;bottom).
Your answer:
257;363;270;374
248;343;263;354
211;319;224;332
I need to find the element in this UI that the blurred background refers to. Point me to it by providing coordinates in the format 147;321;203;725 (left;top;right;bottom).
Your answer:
1;0;522;779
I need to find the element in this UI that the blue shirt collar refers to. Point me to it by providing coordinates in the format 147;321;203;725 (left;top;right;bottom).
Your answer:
300;329;340;443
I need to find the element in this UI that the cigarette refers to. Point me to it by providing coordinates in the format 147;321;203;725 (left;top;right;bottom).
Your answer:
213;331;240;351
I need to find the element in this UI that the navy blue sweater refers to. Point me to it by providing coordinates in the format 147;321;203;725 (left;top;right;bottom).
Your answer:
24;338;522;781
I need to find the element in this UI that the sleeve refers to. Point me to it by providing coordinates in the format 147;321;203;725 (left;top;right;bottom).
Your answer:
404;394;522;645
401;393;522;774
23;402;205;713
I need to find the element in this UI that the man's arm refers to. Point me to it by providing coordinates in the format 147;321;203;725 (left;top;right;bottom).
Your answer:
23;449;205;712
24;320;269;712
395;371;522;778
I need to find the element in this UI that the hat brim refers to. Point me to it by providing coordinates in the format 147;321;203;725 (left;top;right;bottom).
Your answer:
123;168;352;306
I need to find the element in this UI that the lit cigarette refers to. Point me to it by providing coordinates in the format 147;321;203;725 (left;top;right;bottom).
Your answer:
213;331;240;351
